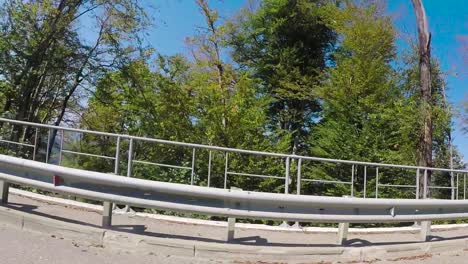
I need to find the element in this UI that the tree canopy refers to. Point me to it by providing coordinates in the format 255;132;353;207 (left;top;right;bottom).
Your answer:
0;0;464;200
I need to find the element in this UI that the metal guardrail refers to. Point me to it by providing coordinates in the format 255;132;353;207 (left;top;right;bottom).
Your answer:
1;154;468;244
0;118;467;200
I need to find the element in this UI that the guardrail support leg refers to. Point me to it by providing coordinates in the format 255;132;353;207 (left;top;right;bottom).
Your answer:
0;180;9;204
337;222;349;245
102;201;113;228
227;217;236;242
420;221;431;241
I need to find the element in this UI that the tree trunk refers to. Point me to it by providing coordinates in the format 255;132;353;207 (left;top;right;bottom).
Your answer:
411;0;432;199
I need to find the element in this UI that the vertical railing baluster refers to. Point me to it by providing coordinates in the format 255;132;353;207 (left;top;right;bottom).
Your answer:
464;174;466;200
285;157;290;194
32;127;38;161
224;152;229;189
423;169;428;199
296;158;302;195
114;137;120;175
46;129;51;163
363;166;367;198
416;169;420;199
207;151;212;187
58;130;64;165
375;167;379;199
191;148;196;185
451;170;455;200
127;138;134;178
351;164;354;197
456;173;459;200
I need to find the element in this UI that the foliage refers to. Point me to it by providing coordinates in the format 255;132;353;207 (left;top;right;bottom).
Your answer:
0;0;149;147
226;0;336;153
0;0;462;206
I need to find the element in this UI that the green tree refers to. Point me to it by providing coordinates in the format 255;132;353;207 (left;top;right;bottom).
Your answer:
186;0;290;191
399;49;464;198
0;0;149;153
307;2;409;197
76;56;196;178
226;0;336;153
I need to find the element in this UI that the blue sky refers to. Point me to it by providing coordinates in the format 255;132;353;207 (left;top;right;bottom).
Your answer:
146;0;467;162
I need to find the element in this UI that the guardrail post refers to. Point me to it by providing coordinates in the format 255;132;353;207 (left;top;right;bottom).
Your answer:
0;180;9;204
337;195;350;245
419;168;431;241
227;217;236;242
227;187;241;242
102;201;113;228
420;220;431;242
337;222;349;245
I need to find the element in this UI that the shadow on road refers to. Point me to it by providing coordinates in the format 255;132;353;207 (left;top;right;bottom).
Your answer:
4;202;468;248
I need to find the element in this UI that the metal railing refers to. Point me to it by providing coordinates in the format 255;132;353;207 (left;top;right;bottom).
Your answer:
1;153;468;243
0;117;466;199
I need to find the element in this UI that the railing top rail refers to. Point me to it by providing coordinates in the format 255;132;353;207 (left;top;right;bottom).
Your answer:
0;117;467;174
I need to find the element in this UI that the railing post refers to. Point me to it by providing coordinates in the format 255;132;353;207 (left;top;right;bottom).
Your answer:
190;148;196;185
102;201;113;228
416;169;420;199
375;167;379;198
285;157;290;194
296;158;302;195
293;158;302;228
32;127;38;161
0;180;9;204
127;138;134;178
46;129;51;163
114;137;120;175
207;151;212;187
423;169;428;199
58;129;64;165
124;138;134;213
351;164;354;197
224;152;229;189
463;173;466;200
363;166;367;198
451;171;455;200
